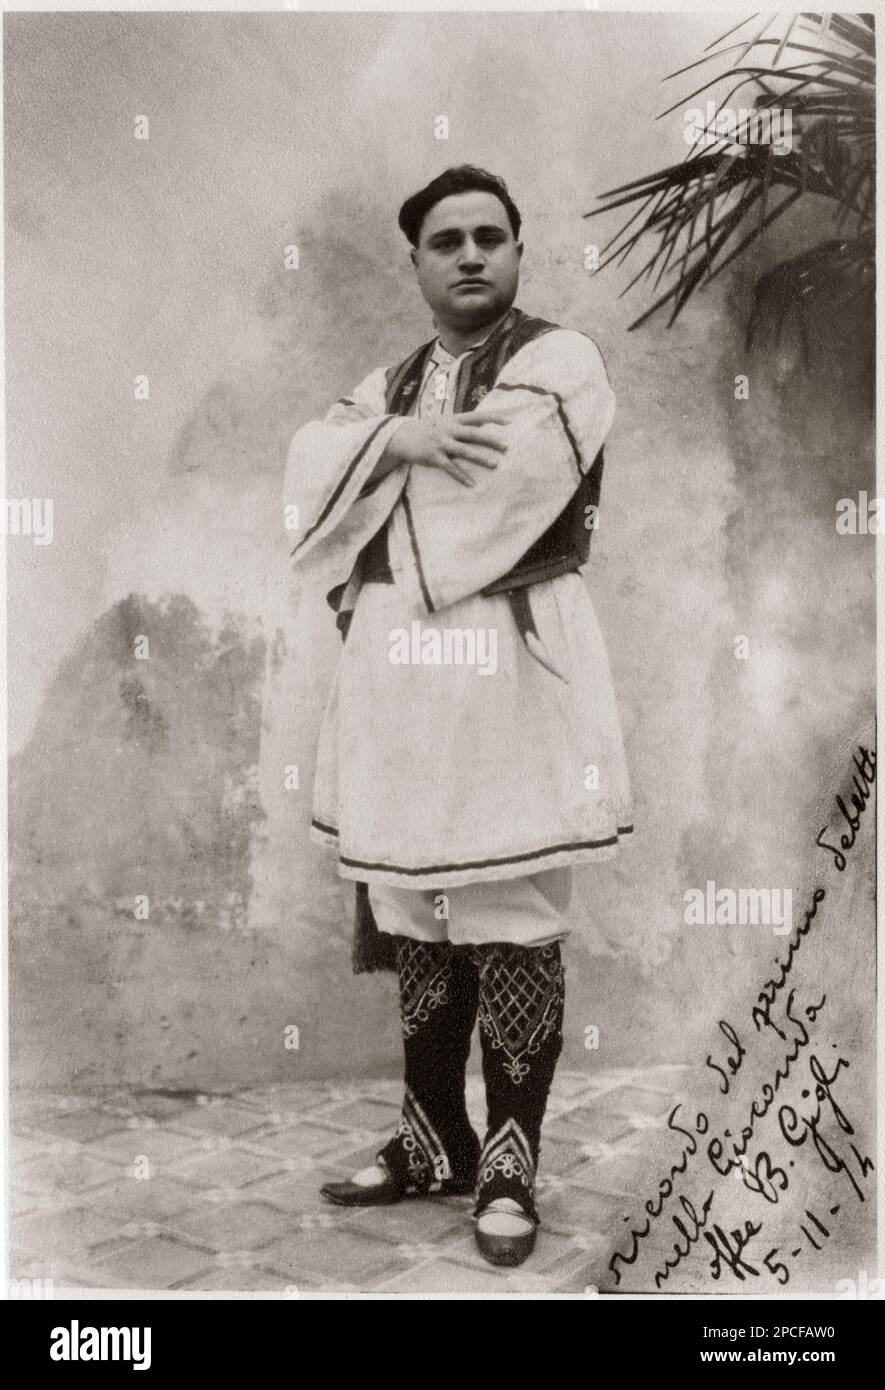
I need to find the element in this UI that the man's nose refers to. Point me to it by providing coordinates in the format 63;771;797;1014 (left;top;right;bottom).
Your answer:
457;237;485;270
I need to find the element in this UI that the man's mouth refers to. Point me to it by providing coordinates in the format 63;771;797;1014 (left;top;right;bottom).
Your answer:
453;279;490;288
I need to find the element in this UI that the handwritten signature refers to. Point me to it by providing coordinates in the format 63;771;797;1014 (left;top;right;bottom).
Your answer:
607;742;875;1291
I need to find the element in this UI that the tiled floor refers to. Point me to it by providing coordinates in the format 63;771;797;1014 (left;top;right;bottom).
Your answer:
7;1064;697;1294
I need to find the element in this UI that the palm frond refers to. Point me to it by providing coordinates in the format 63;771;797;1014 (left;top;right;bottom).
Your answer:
588;10;876;365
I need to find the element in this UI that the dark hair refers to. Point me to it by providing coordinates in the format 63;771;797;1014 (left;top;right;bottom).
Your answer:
398;165;522;246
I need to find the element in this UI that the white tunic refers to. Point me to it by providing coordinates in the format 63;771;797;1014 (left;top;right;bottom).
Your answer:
285;314;633;891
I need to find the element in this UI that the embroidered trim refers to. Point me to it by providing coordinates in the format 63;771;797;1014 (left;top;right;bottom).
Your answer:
401;486;435;614
385;342;435;410
291;416;394;558
477;1119;535;1195
386;1086;452;1188
493;382;584;480
451;312;558;413
312;825;636;875
397;940;452;1037
474;943;565;1084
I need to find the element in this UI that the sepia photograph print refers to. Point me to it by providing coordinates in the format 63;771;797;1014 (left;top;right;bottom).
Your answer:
3;1;879;1311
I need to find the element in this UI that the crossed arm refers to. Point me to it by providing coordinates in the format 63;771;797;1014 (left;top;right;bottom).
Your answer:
284;329;615;614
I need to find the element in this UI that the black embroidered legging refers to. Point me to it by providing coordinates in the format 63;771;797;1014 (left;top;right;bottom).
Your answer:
377;937;565;1222
377;939;481;1193
470;941;565;1224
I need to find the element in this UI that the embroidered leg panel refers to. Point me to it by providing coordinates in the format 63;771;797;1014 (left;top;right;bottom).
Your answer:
377;939;481;1194
471;941;565;1223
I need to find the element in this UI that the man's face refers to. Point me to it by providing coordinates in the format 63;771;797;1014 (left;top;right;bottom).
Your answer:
410;190;522;328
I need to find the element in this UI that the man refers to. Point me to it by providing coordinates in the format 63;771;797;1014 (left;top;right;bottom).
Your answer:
284;165;632;1267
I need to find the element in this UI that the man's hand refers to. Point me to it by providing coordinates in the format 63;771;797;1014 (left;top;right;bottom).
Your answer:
374;411;509;488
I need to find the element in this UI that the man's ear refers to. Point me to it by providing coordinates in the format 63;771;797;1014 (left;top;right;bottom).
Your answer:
409;247;419;271
516;241;524;261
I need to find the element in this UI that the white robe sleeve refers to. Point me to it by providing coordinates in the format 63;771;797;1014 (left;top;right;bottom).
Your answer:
284;364;409;575
400;329;615;615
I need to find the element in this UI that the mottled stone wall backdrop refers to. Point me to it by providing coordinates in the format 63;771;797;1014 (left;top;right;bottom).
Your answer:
7;12;874;1097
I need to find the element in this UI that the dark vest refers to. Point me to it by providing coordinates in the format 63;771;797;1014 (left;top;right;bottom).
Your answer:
329;305;603;625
